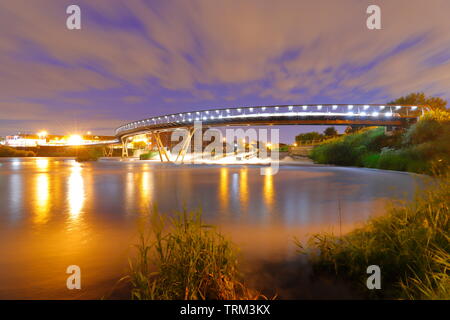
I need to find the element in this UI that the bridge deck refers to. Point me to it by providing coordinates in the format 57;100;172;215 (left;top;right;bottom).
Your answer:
115;104;426;139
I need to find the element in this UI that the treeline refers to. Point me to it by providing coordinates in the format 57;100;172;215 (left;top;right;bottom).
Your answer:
0;145;114;159
295;126;339;143
299;170;450;299
0;145;36;157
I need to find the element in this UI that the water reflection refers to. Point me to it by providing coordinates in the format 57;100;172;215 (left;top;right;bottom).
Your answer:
139;170;154;211
11;159;21;170
34;173;50;224
239;168;249;208
219;167;229;210
125;172;135;213
68;162;85;220
36;159;49;170
8;174;22;222
263;168;274;207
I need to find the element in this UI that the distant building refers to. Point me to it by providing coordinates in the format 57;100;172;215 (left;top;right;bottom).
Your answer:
3;133;116;147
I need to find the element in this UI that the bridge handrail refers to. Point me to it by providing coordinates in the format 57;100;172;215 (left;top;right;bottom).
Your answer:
115;104;428;136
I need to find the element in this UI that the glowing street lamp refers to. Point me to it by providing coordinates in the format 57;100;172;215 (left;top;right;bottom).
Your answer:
68;134;83;145
37;131;48;138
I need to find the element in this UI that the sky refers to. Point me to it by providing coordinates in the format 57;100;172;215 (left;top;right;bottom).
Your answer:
1;0;450;142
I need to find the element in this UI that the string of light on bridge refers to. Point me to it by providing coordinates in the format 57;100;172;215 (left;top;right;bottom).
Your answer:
116;104;425;136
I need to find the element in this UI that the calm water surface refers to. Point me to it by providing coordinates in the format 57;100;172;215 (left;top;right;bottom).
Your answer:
0;157;426;299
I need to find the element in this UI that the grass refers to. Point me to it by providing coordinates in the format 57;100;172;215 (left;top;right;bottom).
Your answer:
297;171;450;299
125;208;262;300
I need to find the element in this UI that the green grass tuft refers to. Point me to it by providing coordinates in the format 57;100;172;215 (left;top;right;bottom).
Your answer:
126;208;262;300
298;171;450;299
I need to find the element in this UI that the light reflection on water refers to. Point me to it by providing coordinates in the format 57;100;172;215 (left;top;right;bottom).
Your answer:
34;173;50;225
68;162;85;220
0;157;426;299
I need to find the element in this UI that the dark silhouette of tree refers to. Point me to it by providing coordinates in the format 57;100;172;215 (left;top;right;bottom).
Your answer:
295;131;323;143
344;126;362;134
323;126;338;137
388;92;447;110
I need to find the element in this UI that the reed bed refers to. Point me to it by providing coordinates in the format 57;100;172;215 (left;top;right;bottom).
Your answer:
298;171;450;299
126;208;262;300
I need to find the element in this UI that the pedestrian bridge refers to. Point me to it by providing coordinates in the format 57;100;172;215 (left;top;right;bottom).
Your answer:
115;104;426;140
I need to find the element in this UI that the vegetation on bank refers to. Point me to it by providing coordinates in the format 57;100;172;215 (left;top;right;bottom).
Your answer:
389;92;447;111
126;209;260;300
0;145;36;157
310;108;450;174
139;151;159;160
75;146;103;162
297;171;450;299
295;126;338;144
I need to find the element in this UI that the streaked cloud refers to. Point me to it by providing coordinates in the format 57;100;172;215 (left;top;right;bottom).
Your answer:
0;0;449;138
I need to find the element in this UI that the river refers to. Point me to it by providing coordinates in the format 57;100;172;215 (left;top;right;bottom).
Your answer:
0;157;426;299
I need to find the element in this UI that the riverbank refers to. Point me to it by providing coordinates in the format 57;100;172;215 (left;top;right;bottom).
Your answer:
310;109;450;175
298;172;449;299
120;171;447;300
0;145;35;157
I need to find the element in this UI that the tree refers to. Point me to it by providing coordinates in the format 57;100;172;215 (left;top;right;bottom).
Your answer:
388;92;447;111
345;126;362;134
295;132;323;143
323;126;338;137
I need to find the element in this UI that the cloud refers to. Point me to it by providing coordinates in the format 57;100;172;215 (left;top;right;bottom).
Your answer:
0;0;449;136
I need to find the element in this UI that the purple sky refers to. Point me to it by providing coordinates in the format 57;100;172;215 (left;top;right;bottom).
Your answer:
1;0;450;142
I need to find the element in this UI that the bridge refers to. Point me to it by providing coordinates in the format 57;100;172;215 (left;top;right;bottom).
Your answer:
114;104;427;159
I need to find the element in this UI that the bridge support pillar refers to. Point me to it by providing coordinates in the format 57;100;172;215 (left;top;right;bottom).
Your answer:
121;138;129;157
176;127;196;163
103;146;113;157
154;132;171;162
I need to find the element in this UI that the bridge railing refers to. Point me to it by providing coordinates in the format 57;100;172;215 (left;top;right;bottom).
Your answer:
115;104;426;136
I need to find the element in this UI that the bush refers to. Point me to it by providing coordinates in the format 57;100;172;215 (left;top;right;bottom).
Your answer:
361;153;380;168
140;151;159;160
75;147;102;162
310;127;385;166
295;131;323;143
377;148;410;171
298;172;450;299
0;145;36;157
403;119;443;145
324;127;338;137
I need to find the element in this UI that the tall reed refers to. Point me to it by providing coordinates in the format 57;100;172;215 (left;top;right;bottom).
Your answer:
298;171;450;299
127;208;261;300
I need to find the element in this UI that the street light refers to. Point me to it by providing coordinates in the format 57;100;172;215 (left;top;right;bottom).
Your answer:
68;134;83;145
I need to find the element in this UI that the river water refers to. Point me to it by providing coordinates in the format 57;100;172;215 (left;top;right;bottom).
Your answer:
0;157;426;299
